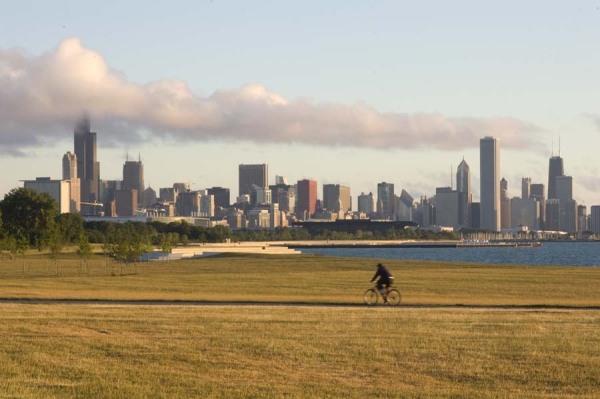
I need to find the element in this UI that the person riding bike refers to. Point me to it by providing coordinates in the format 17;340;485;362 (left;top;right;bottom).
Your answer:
371;263;394;303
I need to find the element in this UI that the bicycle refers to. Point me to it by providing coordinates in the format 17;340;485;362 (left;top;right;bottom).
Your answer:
363;285;401;305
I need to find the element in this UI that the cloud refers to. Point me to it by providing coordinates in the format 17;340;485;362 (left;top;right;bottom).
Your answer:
0;38;543;155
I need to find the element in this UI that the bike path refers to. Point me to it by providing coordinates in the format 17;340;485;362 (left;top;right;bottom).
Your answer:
1;298;599;310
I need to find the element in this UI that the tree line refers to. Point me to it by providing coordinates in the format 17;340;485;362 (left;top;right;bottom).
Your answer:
1;188;458;261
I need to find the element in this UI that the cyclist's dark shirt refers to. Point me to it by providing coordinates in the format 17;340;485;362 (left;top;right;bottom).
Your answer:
371;266;392;283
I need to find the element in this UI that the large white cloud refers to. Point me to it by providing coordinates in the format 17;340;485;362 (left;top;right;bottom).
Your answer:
0;38;542;155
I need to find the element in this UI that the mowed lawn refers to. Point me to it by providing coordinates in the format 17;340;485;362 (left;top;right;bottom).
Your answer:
0;304;598;398
0;253;599;306
1;254;599;398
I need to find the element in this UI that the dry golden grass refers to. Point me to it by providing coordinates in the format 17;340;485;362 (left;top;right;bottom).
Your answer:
0;254;599;306
0;304;598;398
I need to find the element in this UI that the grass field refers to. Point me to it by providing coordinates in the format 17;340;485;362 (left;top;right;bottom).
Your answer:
0;254;599;306
0;254;599;397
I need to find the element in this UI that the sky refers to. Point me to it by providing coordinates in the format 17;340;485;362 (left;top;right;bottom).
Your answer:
2;1;600;206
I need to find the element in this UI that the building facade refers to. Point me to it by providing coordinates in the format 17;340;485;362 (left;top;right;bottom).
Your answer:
296;179;318;219
74;116;100;202
377;182;395;219
122;158;144;208
239;164;268;197
479;136;500;231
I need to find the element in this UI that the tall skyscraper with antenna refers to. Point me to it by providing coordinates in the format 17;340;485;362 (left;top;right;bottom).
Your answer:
122;153;145;208
548;137;564;200
74;115;100;203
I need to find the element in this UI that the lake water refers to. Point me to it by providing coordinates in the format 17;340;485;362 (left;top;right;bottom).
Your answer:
299;241;600;267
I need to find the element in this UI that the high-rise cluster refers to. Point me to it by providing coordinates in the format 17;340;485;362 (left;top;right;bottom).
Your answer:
19;118;597;235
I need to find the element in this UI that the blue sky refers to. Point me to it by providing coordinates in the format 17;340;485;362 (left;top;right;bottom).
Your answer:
2;1;600;205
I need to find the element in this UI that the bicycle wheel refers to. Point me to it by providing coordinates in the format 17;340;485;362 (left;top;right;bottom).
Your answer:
386;289;401;305
363;288;378;305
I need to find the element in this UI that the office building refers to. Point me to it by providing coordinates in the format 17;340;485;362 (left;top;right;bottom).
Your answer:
545;199;560;231
500;178;510;230
456;159;471;228
62;151;80;213
590;206;600;234
144;187;157;208
323;184;351;213
200;194;215;217
296;179;318;219
480;137;500;231
62;152;77;179
357;192;375;215
577;205;588;233
207;187;231;208
176;191;202;217
510;197;540;230
239;164;268;196
377;182;395;219
74;116;100;202
435;187;460;230
23;177;72;214
394;189;414;221
555;176;573;202
531;183;546;229
122;157;144;208
522;177;531;199
559;199;578;233
115;189;137;217
548;155;564;199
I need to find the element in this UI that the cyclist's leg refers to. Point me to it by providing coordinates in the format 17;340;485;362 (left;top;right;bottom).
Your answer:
376;280;385;297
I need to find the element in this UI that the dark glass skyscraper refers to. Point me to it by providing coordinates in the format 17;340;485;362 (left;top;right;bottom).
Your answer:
547;156;564;200
74;116;100;202
238;164;268;197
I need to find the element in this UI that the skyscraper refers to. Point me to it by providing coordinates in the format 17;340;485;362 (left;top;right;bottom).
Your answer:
74;116;100;202
296;179;317;219
480;136;500;231
322;184;351;213
122;156;144;208
500;178;510;230
377;182;395;219
548;156;564;200
62;151;80;213
521;177;531;199
456;159;471;227
239;164;268;197
62;152;77;179
530;183;546;229
357;192;375;215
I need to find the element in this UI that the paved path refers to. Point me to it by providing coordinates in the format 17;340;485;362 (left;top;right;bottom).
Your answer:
1;298;599;310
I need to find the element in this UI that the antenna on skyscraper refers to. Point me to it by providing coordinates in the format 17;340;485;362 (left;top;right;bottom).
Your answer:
450;164;453;189
139;152;141;163
558;136;561;157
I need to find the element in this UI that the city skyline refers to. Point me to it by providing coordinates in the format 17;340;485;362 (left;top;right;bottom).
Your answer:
2;2;600;206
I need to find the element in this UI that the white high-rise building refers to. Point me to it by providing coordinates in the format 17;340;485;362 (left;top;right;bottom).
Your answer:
456;159;471;227
480;137;500;231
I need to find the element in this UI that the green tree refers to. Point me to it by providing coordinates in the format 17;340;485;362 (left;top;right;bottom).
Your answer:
77;233;93;272
57;213;84;244
0;188;58;249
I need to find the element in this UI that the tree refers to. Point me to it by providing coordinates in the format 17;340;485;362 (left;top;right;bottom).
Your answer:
77;233;93;272
0;188;58;249
57;213;84;244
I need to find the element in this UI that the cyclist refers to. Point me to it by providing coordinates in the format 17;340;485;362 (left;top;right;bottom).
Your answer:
370;263;394;303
